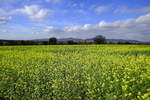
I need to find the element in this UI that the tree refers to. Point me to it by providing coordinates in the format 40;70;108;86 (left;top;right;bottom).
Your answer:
49;37;57;45
67;40;76;45
94;35;106;44
81;40;88;44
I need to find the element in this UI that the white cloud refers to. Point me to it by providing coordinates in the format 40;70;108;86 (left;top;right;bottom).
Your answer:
0;8;7;15
0;30;9;33
95;6;109;14
0;8;12;24
136;13;150;24
44;26;64;33
115;6;150;14
0;8;12;23
15;5;53;21
43;13;150;41
1;5;53;22
44;26;55;32
0;16;11;21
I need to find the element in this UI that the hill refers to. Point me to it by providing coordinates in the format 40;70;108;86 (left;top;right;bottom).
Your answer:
33;38;141;43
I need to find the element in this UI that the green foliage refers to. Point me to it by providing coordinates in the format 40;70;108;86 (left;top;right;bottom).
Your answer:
0;45;150;100
49;37;57;45
94;35;106;44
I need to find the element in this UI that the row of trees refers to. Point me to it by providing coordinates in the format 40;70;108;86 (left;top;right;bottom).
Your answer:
0;40;48;45
48;36;136;44
48;36;106;45
1;35;147;45
0;35;106;45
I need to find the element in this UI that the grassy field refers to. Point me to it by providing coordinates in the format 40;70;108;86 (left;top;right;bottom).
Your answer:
0;45;150;100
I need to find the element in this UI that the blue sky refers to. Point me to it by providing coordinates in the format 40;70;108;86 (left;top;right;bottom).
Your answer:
0;0;150;41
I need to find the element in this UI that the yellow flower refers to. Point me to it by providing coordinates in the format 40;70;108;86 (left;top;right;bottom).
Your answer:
129;93;132;96
122;85;128;91
142;93;150;99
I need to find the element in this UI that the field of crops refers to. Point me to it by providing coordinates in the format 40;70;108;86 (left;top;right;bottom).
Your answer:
0;45;150;100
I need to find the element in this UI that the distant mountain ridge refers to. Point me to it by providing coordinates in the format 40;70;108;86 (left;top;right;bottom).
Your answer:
33;38;141;43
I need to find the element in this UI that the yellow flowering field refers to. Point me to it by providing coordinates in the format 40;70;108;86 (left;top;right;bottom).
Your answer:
0;45;150;100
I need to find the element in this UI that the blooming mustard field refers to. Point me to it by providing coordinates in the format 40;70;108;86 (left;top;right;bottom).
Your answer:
0;45;150;100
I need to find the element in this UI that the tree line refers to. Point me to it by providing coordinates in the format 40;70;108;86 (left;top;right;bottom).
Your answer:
0;35;149;45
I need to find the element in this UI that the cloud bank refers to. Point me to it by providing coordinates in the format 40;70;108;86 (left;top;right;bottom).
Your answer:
44;13;150;41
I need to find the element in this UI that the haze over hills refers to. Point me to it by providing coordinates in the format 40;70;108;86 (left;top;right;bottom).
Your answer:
33;38;141;43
